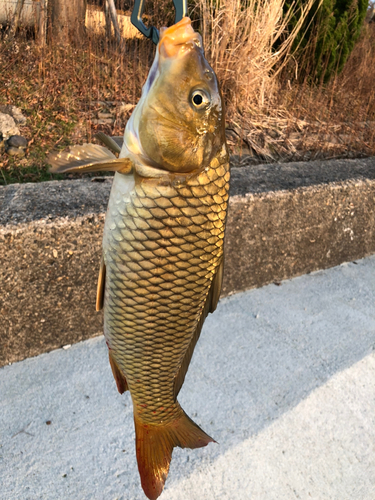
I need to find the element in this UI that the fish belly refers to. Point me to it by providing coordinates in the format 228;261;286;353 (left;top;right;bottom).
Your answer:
103;153;230;425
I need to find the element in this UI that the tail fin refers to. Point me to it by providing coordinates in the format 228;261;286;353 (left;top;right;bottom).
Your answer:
134;410;214;500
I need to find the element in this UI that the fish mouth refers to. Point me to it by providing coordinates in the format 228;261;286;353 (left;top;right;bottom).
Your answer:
159;17;202;58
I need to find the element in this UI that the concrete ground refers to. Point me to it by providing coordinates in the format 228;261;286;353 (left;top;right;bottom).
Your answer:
1;256;374;500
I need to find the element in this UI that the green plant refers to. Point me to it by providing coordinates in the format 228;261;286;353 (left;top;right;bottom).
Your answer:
284;0;368;83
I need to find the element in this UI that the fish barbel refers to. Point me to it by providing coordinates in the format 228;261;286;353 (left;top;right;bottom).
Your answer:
49;17;230;500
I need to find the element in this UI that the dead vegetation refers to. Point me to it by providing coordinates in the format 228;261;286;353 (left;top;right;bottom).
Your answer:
0;1;374;184
202;0;375;164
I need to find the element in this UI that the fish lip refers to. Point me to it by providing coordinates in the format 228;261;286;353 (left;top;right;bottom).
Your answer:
158;17;203;59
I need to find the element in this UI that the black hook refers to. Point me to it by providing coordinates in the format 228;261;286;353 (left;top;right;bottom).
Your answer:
131;0;188;45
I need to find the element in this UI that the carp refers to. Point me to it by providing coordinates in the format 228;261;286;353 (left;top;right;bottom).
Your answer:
49;17;230;500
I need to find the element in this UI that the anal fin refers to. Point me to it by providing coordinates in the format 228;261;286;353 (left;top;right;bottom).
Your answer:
108;351;128;394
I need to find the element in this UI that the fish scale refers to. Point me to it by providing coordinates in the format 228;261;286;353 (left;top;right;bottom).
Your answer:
103;151;229;425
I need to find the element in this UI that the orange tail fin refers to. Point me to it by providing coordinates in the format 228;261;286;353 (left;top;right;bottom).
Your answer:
134;410;214;500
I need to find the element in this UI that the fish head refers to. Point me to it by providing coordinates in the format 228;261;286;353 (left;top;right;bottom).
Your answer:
124;17;225;174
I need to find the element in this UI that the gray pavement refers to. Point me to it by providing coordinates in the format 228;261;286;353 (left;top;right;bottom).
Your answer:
1;256;375;500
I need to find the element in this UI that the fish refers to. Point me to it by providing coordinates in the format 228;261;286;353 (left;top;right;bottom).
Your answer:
49;17;230;500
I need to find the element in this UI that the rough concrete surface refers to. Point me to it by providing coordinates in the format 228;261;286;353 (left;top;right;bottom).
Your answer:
1;215;105;367
1;256;374;500
223;176;375;294
2;157;375;225
1;157;375;366
0;177;112;225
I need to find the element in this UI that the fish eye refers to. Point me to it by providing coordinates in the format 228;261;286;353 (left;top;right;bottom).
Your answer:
190;90;211;110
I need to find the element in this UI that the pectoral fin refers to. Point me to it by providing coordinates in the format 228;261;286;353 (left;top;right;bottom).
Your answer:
48;143;132;174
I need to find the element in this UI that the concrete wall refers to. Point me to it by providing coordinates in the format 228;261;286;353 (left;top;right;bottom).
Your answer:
1;157;375;367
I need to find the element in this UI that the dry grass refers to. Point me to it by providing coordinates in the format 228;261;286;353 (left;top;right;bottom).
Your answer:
0;2;374;184
198;0;316;111
0;26;154;183
221;17;375;163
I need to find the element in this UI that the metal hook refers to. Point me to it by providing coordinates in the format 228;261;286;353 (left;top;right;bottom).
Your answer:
131;0;188;45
